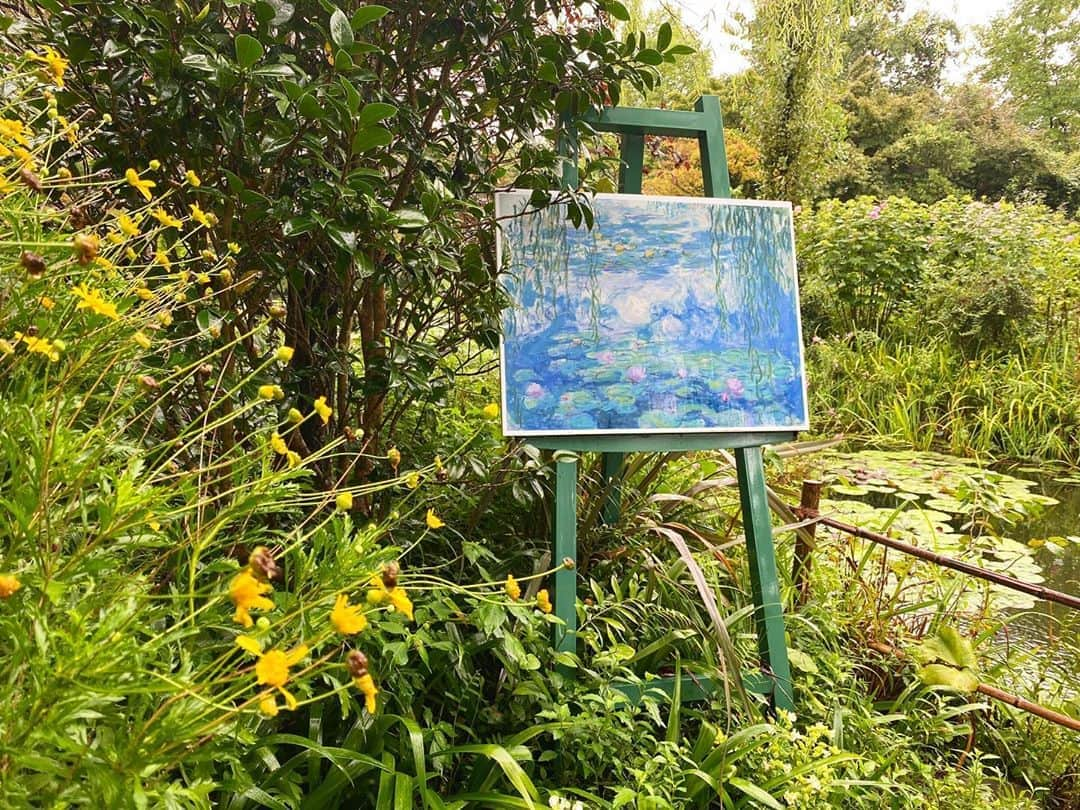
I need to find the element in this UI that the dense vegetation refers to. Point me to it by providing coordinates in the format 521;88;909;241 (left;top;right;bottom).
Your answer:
0;0;1077;808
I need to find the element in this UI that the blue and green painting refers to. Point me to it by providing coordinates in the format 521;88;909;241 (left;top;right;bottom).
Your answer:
496;191;809;435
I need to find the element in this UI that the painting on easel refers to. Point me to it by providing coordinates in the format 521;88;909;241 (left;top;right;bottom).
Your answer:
496;190;809;436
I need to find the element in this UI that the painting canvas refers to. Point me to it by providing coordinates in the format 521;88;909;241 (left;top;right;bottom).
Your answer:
496;190;809;436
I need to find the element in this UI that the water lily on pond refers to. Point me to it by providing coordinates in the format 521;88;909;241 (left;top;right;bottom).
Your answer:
726;377;745;397
626;365;646;383
525;382;544;399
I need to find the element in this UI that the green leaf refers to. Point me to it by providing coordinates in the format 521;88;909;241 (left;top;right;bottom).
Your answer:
389;209;428;230
360;102;397;125
657;22;672;51
917;626;977;669
637;48;663;65
298;93;325;120
352;126;393;152
352;5;390;28
667;44;694;56
787;647;819;675
606;0;630;21
538;61;558;84
918;664;980;693
234;34;264;69
330;7;353;48
729;776;784;809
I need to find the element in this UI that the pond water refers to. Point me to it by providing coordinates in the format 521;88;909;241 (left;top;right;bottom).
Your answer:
806;449;1079;698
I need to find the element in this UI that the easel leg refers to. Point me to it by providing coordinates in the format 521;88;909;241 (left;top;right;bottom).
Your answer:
553;457;578;656
600;452;624;525
734;446;794;711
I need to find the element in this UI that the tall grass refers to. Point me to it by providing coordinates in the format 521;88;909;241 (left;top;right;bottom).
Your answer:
807;336;1080;463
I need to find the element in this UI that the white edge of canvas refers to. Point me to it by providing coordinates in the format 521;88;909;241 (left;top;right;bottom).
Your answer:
494;189;811;438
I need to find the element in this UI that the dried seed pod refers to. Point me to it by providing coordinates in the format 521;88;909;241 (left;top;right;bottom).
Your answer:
346;650;369;678
20;251;46;278
381;562;399;589
139;374;160;389
248;546;281;582
72;233;99;265
18;167;43;193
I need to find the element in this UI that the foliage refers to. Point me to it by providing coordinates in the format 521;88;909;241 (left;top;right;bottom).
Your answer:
0;54;563;807
738;0;852;201
979;0;1080;147
796;195;1080;345
17;0;671;493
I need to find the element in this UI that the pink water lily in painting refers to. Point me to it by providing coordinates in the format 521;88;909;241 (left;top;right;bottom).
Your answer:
525;382;544;399
596;350;616;364
676;367;688;379
726;377;745;397
626;365;647;383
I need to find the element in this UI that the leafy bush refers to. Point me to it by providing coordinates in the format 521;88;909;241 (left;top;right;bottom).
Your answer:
20;0;674;485
796;195;1080;351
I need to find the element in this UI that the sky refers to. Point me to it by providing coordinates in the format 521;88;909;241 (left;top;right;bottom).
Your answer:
664;0;1015;79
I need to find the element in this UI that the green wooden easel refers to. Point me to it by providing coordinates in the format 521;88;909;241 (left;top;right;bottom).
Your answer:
541;96;795;712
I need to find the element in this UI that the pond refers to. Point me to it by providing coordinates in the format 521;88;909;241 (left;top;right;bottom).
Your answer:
804;449;1079;701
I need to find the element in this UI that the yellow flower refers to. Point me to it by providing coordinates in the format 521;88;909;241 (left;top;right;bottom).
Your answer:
28;47;68;87
148;159;161;171
275;346;294;364
355;673;378;713
0;574;21;598
505;574;521;601
154;249;172;270
287;407;304;424
270;432;288;455
258;384;284;401
0;339;14;356
125;168;156;201
116;211;141;237
133;331;152;350
238;636;309;713
125;247;138;261
346;650;378;713
185;169;201;187
189;202;212;228
71;284;119;320
152;207;182;229
229;569;274;627
331;594;368;635
157;310;173;327
405;471;420;490
336;491;353;511
287;450;301;469
255;647;307;689
425;509;444;530
313;396;332;424
258;694;279;717
483;402;500;420
13;331;60;362
136;287;154;301
40;295;55;310
387;587;414;621
0;118;29;145
96;255;117;272
387;447;401;470
13;146;35;169
228;241;241;254
536;589;552;614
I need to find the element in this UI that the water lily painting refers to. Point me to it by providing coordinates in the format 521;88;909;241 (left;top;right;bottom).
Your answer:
496;190;809;436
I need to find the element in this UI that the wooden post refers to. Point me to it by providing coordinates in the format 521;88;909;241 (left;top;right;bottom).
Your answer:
735;446;794;711
553;457;578;655
792;480;821;607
